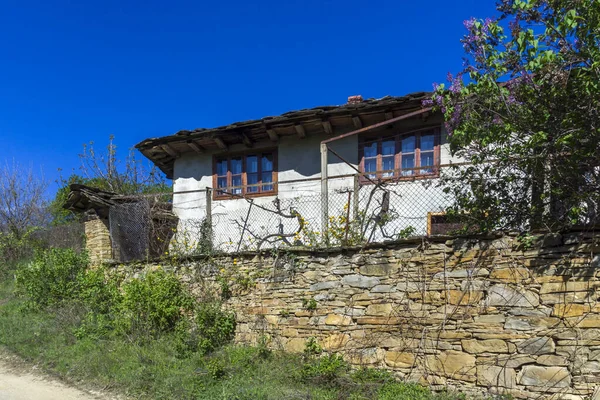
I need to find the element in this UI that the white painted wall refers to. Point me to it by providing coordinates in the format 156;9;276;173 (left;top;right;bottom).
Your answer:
171;125;459;251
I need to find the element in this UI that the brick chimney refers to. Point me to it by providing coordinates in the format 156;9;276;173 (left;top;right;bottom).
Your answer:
347;95;363;104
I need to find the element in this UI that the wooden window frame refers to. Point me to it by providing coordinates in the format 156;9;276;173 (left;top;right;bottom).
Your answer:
212;150;278;200
358;127;441;184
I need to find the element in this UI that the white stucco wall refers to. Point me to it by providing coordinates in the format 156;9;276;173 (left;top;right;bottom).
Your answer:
171;125;459;251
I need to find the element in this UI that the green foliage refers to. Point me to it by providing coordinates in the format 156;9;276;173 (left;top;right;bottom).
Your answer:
205;358;227;380
302;298;318;311
377;382;436;400
191;302;236;355
15;248;89;308
397;225;416;239
432;0;600;232
119;269;195;336
303;336;323;357
352;367;394;384
300;353;349;383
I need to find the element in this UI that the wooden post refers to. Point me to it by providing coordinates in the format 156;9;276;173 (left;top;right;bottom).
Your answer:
353;174;360;221
320;143;329;244
205;187;213;245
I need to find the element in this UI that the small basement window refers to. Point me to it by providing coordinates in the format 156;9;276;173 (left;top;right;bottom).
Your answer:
213;151;277;199
427;212;465;236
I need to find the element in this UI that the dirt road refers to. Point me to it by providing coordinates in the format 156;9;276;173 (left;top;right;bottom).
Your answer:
0;358;109;400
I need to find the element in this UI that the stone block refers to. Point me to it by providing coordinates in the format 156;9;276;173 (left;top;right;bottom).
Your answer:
477;365;517;388
462;339;511;354
371;285;397;293
444;290;483;305
517;337;556;355
540;281;597;294
553;303;600;318
490;268;530;283
342;274;380;289
384;351;416;368
536;354;569;366
487;284;539;308
321;333;350;350
478;354;535;368
324;314;353;326
518;366;571;388
285;338;307;353
365;303;393;316
309;281;341;291
359;263;398;276
424;350;477;382
433;268;490;279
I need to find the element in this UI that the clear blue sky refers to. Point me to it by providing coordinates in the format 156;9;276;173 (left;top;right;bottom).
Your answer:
0;0;499;195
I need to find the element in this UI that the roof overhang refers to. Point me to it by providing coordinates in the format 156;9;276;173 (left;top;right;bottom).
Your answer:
136;92;434;179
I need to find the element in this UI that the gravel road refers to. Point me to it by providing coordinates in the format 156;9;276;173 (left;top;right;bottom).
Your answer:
0;358;110;400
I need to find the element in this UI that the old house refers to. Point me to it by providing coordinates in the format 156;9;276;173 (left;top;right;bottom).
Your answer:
136;92;459;251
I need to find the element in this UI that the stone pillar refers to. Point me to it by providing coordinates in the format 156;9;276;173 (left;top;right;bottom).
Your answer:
84;217;113;264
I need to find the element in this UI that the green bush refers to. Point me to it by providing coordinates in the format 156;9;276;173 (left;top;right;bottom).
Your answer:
179;302;236;355
378;382;435;400
300;353;348;383
15;248;89;308
119;269;195;337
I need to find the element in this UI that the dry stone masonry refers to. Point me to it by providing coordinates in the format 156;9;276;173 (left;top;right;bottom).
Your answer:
116;231;600;399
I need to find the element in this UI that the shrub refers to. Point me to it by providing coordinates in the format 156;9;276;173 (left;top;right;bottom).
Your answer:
377;382;434;400
300;353;348;383
119;269;195;337
352;367;394;384
181;302;236;355
15;248;89;308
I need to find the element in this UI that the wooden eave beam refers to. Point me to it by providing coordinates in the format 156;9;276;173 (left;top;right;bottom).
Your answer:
266;127;279;142
214;137;228;150
384;111;394;120
322;120;333;135
352;116;363;129
294;124;306;139
186;141;204;153
160;144;180;158
240;133;254;148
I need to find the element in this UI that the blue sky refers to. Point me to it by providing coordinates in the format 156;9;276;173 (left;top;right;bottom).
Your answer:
0;0;498;195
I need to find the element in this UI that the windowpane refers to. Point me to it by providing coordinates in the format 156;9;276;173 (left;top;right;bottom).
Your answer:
262;154;273;172
232;175;242;194
216;160;228;176
262;171;273;191
217;177;227;189
231;158;242;174
363;142;377;158
402;154;415;176
402;136;415;153
421;151;434;174
247;173;259;193
364;158;377;179
382;140;395;156
247;155;258;173
382;156;394;177
421;134;434;151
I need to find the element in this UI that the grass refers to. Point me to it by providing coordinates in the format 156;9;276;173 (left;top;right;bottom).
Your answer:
0;270;485;400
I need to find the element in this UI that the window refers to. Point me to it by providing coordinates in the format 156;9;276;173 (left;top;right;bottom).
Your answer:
213;151;277;199
359;128;440;181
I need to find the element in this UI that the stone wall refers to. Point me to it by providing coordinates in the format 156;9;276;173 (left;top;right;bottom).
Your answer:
117;231;600;399
85;217;112;264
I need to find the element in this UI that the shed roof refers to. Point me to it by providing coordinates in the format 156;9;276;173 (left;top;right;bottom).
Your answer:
136;92;432;178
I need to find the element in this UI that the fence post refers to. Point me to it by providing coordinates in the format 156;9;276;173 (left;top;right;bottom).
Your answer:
353;174;360;221
320;143;329;244
205;187;213;246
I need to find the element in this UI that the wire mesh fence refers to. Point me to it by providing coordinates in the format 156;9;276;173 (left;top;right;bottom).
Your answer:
101;161;600;261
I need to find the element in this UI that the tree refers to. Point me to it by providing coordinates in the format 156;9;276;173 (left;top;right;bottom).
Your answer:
50;136;170;224
430;0;600;232
0;161;49;238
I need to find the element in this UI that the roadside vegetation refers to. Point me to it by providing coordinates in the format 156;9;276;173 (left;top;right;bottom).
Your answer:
0;246;486;400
